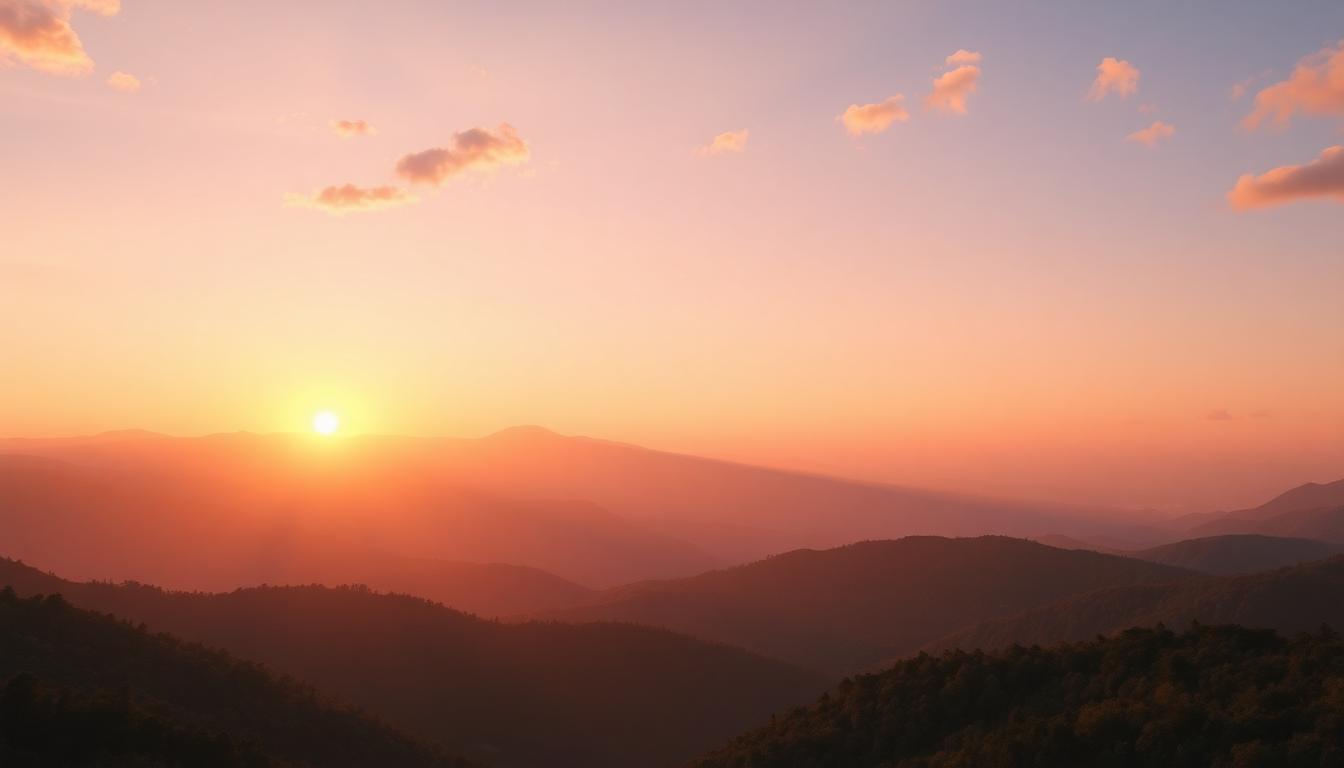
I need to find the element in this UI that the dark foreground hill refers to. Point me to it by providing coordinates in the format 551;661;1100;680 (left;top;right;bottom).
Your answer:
0;559;823;768
0;588;467;768
934;556;1344;653
544;537;1192;674
1131;534;1337;575
694;624;1344;768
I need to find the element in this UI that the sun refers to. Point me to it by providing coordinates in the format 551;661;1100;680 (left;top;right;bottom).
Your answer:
312;410;340;436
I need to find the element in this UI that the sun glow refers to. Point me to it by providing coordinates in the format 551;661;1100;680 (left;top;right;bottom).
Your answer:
312;410;340;435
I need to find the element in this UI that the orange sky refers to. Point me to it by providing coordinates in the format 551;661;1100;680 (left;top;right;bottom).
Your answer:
2;1;1342;512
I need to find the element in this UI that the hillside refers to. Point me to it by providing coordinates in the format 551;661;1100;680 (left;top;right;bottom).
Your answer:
934;556;1344;653
1132;534;1337;575
0;559;824;768
543;537;1192;674
0;449;710;592
0;588;467;768
693;625;1344;767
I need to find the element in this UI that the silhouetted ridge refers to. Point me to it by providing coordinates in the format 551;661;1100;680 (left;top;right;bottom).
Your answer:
1132;534;1338;575
694;624;1344;767
933;555;1344;653
0;588;468;767
0;559;823;768
545;536;1192;674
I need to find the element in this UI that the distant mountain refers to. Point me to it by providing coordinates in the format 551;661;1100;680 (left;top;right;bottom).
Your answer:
427;427;1149;562
1132;534;1338;575
0;559;824;768
1238;479;1344;520
542;536;1192;675
933;555;1344;653
1162;478;1344;544
694;625;1344;768
0;447;711;591
1182;505;1344;544
0;428;1135;572
0;587;467;767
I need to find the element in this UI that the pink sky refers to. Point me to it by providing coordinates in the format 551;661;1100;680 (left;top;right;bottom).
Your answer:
2;1;1342;512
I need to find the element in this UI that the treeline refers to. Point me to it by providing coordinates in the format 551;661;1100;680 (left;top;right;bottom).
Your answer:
695;624;1344;767
0;673;272;767
0;588;469;767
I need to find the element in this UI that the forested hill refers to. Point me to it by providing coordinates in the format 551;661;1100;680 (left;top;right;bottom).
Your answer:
694;624;1344;768
543;536;1193;674
0;588;468;768
932;555;1344;654
0;558;823;768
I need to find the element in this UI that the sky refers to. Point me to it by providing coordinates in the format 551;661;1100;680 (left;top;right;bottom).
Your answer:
2;0;1343;513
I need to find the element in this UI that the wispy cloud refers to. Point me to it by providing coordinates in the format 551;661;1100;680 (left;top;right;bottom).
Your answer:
697;129;749;156
838;95;909;136
395;123;529;185
1242;41;1344;130
286;184;417;214
105;70;139;93
1087;57;1139;102
1227;145;1344;210
331;119;376;138
1205;409;1234;422
0;0;120;75
1126;120;1174;147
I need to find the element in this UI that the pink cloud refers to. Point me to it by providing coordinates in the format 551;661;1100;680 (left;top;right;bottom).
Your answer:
286;184;417;214
837;95;909;136
926;60;981;115
395;123;530;185
1227;145;1344;210
1126;120;1175;147
945;49;981;66
0;0;118;75
105;70;139;92
697;129;749;156
1087;57;1139;102
331;119;376;138
1242;41;1344;130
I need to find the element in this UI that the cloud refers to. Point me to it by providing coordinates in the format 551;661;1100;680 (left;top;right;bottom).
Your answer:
286;184;417;214
1205;409;1234;422
1138;102;1158;114
926;54;981;115
838;95;909;136
1087;57;1139;101
1242;41;1344;131
105;69;138;92
0;0;118;76
1126;120;1175;147
945;49;981;66
1227;145;1344;211
697;128;749;156
395;123;529;185
331;119;375;138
